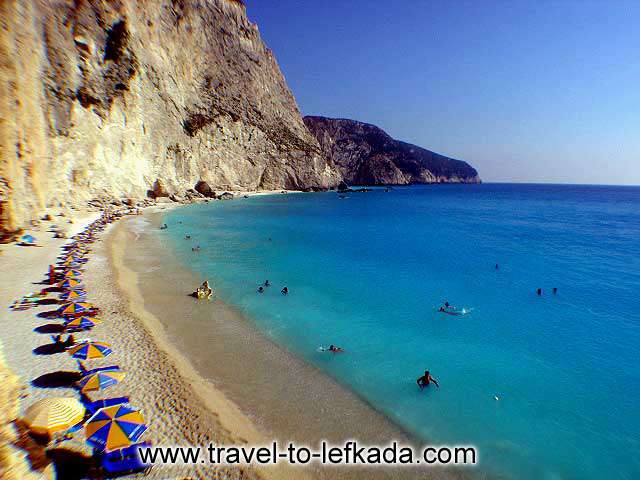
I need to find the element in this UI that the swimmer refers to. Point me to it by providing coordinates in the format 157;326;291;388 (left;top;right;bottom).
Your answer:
553;287;557;294
185;234;191;240
264;280;271;287
258;286;264;293
417;370;439;389
537;288;542;296
281;286;289;295
319;345;344;353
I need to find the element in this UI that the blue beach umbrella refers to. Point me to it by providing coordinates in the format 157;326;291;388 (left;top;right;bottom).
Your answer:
85;404;147;452
67;341;112;360
59;289;86;301
64;316;102;330
77;370;125;393
19;234;36;244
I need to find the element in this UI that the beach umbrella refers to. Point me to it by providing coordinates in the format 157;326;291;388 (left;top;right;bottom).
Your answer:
58;278;82;290
61;257;82;266
68;341;112;360
58;301;96;317
59;289;86;301
63;269;83;278
64;316;102;330
77;370;126;393
85;404;147;452
19;234;36;244
23;397;85;436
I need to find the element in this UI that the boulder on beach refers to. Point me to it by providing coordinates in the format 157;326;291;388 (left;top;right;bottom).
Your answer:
194;181;215;198
152;179;169;198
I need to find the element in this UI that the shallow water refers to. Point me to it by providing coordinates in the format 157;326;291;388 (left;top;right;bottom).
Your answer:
160;184;640;480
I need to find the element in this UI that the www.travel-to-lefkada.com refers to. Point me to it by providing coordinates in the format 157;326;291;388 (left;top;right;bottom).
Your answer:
137;441;478;467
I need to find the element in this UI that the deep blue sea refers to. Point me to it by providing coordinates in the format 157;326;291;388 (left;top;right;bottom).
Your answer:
163;184;640;480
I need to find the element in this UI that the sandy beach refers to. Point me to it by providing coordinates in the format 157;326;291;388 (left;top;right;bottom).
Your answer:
0;198;466;480
0;202;297;479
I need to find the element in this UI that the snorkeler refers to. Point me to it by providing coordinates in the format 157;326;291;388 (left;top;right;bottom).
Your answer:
417;370;439;389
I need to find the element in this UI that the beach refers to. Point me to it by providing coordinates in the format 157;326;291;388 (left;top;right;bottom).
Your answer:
0;198;463;480
0;204;286;479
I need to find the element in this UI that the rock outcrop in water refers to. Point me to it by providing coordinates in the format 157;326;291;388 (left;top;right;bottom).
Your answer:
304;116;481;185
0;0;339;237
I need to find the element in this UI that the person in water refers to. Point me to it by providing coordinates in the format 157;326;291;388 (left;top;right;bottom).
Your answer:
495;263;499;270
537;288;542;296
553;287;557;294
264;280;271;287
328;344;344;353
417;370;439;389
281;286;289;295
257;286;264;293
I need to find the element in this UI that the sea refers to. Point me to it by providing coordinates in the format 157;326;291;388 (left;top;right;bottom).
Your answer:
156;184;640;480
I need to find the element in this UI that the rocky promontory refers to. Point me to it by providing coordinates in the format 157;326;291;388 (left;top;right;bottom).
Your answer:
304;116;480;185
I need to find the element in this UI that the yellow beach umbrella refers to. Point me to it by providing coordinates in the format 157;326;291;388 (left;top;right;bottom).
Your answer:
24;397;85;436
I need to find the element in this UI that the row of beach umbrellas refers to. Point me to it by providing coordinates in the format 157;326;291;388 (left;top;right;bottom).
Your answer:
23;209;149;453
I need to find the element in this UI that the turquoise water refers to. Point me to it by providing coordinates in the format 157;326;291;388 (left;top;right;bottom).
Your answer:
163;184;640;480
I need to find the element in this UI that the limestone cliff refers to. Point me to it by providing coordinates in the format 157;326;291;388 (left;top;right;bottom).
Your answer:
304;116;480;185
0;0;339;237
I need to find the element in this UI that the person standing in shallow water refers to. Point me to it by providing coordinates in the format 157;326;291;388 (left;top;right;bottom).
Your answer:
417;370;439;389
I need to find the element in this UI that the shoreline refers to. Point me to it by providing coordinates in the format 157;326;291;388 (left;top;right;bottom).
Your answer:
121;204;469;480
0;196;471;479
102;211;313;480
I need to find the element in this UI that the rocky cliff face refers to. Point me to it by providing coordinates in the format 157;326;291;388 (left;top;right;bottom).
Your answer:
0;0;339;237
304;116;480;185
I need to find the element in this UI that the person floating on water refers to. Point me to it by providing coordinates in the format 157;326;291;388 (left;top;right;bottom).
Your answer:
319;344;344;353
439;306;462;316
417;370;439;389
281;286;289;295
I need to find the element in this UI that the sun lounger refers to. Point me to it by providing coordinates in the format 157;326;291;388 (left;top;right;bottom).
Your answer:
77;360;120;376
81;395;130;415
81;365;121;376
100;441;152;476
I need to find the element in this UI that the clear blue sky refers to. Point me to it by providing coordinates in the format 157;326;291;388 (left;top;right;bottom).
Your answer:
244;0;640;185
